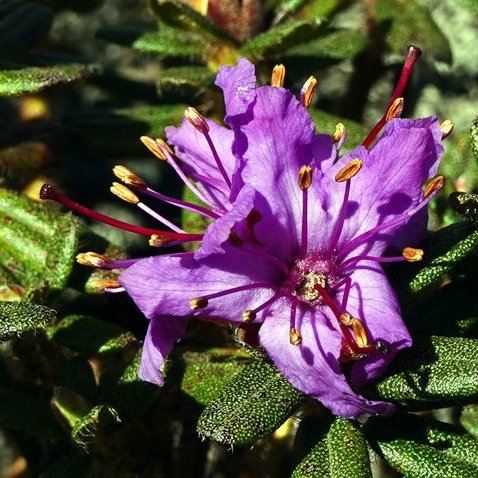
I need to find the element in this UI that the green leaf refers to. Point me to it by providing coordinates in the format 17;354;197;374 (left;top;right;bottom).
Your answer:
197;360;304;445
365;336;478;407
460;404;478;440
0;301;55;340
291;416;330;478
49;315;136;354
327;418;372;478
470;115;478;162
366;414;478;478
376;0;452;62
0;1;53;58
133;30;205;57
241;19;322;58
157;66;216;90
273;0;315;25
38;454;91;478
147;0;236;43
409;222;478;293
0;387;63;438
0;189;81;299
180;349;250;405
71;404;120;450
0;64;99;96
284;30;368;60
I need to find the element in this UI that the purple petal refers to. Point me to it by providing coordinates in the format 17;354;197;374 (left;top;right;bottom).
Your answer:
258;298;396;419
325;117;443;253
119;248;281;322
333;265;412;387
139;315;187;386
166;118;236;206
215;57;257;124
230;85;334;260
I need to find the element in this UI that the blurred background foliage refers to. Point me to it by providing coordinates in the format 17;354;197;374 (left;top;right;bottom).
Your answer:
1;0;478;477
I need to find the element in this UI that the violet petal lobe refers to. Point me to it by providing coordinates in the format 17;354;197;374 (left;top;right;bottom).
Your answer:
257;297;396;420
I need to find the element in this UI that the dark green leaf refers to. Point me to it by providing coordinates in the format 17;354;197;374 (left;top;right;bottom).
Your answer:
273;0;315;25
180;349;250;405
284;30;368;60
460;404;478;440
0;64;99;96
0;387;63;438
241;19;322;58
38;454;91;478
133;30;205;57
197;360;304;445
0;189;81;299
0;301;55;340
328;418;372;478
365;336;478;407
409;223;478;293
157;66;216;90
0;1;53;58
49;315;136;354
470;115;478;162
147;0;236;43
376;0;452;62
291;416;330;478
366;414;478;478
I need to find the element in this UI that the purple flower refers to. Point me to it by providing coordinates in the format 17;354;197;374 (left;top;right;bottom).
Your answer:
119;58;444;420
41;52;446;420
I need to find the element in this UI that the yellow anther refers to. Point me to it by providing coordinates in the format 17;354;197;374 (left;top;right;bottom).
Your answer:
332;123;345;143
289;328;302;346
155;138;174;156
242;310;256;323
184;107;210;134
335;158;363;183
402;247;424;262
190;297;208;310
423;175;444;198
271;64;285;87
76;252;110;268
90;279;121;290
140;136;167;161
301;76;318;108
385;97;404;121
113;165;148;189
110;182;139;204
440;119;454;140
349;317;369;348
298;165;313;190
339;313;352;325
149;234;171;247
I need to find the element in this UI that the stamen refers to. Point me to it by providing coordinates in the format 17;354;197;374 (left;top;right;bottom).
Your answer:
440;119;454;140
338;178;443;260
39;184;198;240
190;297;208;310
113;165;148;189
271;64;285;87
300;76;317;108
402;247;424;262
191;283;277;305
242;310;256;323
149;234;202;248
423;175;444;198
110;182;139;204
90;279;122;291
385;97;404;121
334;158;363;182
362;45;422;149
111;182;185;233
184;107;210;134
240;243;290;277
298;166;312;253
140;136;167;161
289;328;302;346
328;159;363;254
76;252;111;268
332;123;345;143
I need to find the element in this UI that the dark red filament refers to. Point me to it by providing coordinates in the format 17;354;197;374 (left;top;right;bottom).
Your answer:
362;45;422;149
40;184;202;241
